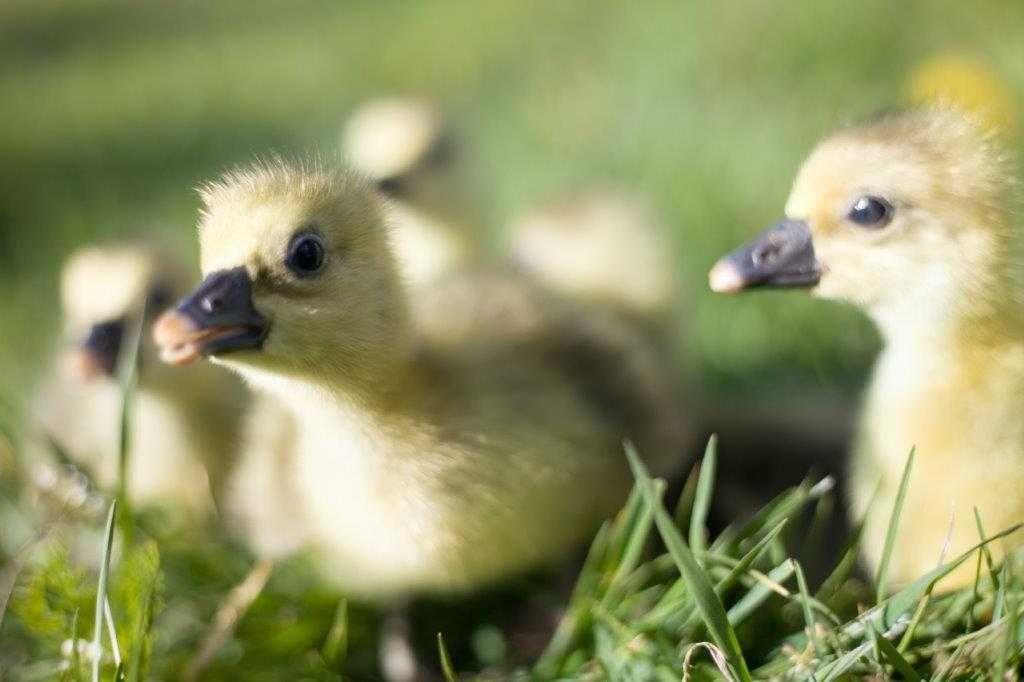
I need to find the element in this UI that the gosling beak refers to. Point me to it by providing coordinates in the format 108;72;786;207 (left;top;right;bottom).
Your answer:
709;218;822;293
153;267;268;366
65;318;125;379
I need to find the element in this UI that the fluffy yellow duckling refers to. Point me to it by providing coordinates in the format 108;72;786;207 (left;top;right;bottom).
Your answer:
342;98;478;287
507;190;681;324
709;108;1024;588
34;244;245;514
907;53;1018;137
153;160;686;600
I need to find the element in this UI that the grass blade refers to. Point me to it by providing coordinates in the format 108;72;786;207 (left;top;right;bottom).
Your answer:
534;521;611;676
727;560;796;628
116;317;143;540
670;522;788;634
183;558;274;682
124;565;159;682
874;447;914;603
854;522;1024;637
602;480;663;608
322;598;349;671
819;639;874;681
104;598;121;668
873;627;921;681
973;508;1000;592
625;442;752;682
689;435;717;558
815;520;863;604
673;460;701;529
994;556;1017;681
793;561;820;656
92;499;118;682
437;632;457;682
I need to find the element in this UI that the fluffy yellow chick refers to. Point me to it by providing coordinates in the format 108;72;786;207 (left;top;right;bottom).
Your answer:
907;53;1019;137
709;108;1024;589
507;190;681;324
34;243;245;514
153;160;687;600
342;98;479;288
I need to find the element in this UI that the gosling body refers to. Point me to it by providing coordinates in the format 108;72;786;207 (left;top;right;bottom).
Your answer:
156;161;686;599
711;108;1024;588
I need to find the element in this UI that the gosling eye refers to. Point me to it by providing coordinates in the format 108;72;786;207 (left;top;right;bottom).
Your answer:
285;232;327;278
847;195;894;228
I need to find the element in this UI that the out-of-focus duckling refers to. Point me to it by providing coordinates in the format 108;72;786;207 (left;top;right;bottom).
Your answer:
34;243;245;514
907;54;1018;138
710;108;1024;589
342;98;479;287
507;190;680;326
153;159;687;600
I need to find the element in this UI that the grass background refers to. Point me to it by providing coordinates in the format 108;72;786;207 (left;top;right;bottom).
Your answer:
3;1;1024;678
3;0;1022;403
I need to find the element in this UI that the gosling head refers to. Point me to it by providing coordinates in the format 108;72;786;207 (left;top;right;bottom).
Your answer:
341;98;458;211
60;244;180;380
153;160;407;388
710;108;1018;332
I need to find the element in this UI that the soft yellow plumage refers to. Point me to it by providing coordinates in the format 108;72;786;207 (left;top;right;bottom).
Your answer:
341;98;479;288
154;160;688;600
34;243;246;514
711;108;1024;589
507;190;681;323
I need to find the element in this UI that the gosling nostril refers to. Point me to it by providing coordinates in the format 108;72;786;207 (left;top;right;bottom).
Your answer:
753;242;782;265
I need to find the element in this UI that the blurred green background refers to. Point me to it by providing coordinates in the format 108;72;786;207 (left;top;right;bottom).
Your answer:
1;0;1022;404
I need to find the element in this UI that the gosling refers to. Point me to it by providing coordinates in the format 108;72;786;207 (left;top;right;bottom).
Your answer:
154;160;687;599
507;190;681;326
342;98;478;287
709;108;1024;589
34;243;245;514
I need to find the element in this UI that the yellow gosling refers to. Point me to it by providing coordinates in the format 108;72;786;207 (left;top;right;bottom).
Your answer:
507;190;681;324
342;98;478;287
34;243;246;514
907;53;1019;138
710;108;1024;589
154;160;687;600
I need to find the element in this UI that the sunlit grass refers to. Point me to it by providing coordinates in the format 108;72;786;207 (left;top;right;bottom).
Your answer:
5;435;1024;678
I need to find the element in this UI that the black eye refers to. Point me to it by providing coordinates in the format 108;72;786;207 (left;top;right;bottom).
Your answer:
286;233;326;277
848;195;893;228
375;176;405;198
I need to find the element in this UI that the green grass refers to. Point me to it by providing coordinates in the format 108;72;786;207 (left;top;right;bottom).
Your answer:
5;434;1024;679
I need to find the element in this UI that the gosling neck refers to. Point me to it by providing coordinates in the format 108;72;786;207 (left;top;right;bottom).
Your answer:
872;234;1024;362
230;302;422;417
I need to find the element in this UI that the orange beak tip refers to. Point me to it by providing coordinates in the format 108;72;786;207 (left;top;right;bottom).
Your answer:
62;348;104;381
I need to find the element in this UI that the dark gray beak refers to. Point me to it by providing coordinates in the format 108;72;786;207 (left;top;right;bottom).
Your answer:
66;318;125;379
153;267;268;366
709;218;822;293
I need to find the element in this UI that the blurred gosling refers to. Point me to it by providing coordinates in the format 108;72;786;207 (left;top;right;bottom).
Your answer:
34;243;245;514
906;53;1018;138
710;108;1024;589
153;160;688;600
507;190;681;326
342;98;479;287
